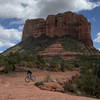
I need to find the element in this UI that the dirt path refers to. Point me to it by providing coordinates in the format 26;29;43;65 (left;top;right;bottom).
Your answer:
0;71;98;100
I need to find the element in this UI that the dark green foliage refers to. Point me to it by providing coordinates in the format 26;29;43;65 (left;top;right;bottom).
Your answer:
62;55;100;98
64;81;74;92
74;55;100;98
0;52;36;73
35;55;46;69
13;34;58;55
45;56;74;71
44;75;52;82
63;61;74;70
60;62;65;72
62;36;88;53
45;56;64;71
0;53;47;73
64;77;82;96
35;81;44;87
4;63;15;73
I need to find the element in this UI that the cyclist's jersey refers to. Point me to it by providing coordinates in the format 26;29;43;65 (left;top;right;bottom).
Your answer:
27;70;32;75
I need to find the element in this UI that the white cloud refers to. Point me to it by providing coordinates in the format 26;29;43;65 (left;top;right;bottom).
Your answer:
94;32;100;43
0;0;100;20
0;25;22;49
0;25;22;41
98;48;100;51
0;50;3;53
0;0;38;19
37;0;100;18
18;25;24;31
0;41;15;47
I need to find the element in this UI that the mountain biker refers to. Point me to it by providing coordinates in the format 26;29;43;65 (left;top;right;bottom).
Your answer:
27;70;33;80
25;70;35;83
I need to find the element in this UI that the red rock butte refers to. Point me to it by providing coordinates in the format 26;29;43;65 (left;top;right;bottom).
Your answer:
22;11;93;47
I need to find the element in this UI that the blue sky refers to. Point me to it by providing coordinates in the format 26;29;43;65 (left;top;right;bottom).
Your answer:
0;0;100;53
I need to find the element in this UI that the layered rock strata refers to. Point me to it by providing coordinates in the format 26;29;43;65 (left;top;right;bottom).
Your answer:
22;11;93;47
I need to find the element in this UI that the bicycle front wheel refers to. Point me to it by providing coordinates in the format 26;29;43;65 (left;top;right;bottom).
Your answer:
25;76;30;83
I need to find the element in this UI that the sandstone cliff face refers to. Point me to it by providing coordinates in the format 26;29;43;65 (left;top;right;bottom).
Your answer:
22;18;45;40
22;11;93;47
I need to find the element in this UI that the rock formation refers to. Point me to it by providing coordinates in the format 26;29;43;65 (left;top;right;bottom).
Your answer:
38;70;80;92
39;42;82;60
22;11;93;47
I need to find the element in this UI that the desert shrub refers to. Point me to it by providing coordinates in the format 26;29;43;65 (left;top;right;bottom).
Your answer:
35;55;46;69
35;81;44;87
44;74;52;82
61;36;87;53
45;56;74;72
0;53;38;73
47;56;65;71
47;63;61;71
73;60;80;68
64;81;74;92
75;55;100;98
61;63;65;72
63;61;74;70
64;80;82;96
4;63;15;73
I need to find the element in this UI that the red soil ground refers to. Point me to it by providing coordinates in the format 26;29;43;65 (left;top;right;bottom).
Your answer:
0;71;98;100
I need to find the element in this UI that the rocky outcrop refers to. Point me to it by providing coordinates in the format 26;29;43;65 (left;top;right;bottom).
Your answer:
22;18;45;39
22;11;93;47
38;70;80;92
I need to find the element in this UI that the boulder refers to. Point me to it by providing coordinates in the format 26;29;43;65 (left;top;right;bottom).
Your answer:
40;82;64;92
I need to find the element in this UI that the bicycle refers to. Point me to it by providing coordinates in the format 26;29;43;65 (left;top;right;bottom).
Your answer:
25;75;36;83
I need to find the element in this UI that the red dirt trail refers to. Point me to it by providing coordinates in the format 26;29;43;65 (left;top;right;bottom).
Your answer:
0;71;98;100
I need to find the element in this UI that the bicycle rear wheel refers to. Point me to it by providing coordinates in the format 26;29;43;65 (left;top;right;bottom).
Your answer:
31;76;36;82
